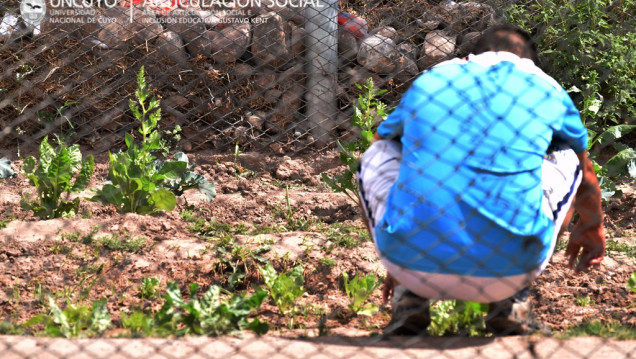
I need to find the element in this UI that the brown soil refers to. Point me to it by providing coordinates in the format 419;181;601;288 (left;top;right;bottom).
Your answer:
0;150;635;337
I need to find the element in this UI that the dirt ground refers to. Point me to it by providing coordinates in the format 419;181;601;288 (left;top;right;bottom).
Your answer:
0;149;635;341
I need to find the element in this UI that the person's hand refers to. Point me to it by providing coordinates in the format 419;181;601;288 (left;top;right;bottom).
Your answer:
565;152;605;271
565;221;605;271
382;273;396;304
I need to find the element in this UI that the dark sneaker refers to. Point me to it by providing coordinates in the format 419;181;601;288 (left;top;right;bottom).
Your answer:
383;286;431;336
485;288;551;336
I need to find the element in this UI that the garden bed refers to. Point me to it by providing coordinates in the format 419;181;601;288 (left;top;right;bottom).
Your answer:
0;149;635;337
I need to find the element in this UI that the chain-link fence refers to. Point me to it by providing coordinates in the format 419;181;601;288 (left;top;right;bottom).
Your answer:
0;0;510;154
1;0;635;357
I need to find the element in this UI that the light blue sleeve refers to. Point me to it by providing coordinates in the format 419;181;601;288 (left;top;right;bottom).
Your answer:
377;78;428;140
376;100;405;140
553;91;588;154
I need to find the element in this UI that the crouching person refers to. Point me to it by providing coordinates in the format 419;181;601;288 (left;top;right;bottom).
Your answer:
357;24;605;336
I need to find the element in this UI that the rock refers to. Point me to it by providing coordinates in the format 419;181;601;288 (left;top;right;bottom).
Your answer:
253;70;277;91
211;23;251;63
443;2;497;32
357;34;400;74
338;28;359;64
277;62;304;91
370;26;401;44
289;21;305;59
98;6;161;48
186;29;214;57
418;31;456;70
193;9;222;27
163;95;190;109
254;4;304;25
164;10;206;46
275;157;308;180
251;12;290;69
234;63;254;79
416;19;441;32
0;14;25;42
263;88;283;104
395;54;419;82
156;30;188;64
280;84;304;111
457;31;481;56
397;42;419;62
343;66;384;93
247;113;265;130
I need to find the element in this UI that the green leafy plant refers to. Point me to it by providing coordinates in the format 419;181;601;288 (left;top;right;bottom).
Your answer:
94;232;147;253
586;124;636;198
508;0;636;182
165;282;268;336
342;272;381;316
428;300;488;337
271;185;311;231
21;135;94;219
628;272;636;294
122;282;268;337
321;77;390;205
139;277;160;300
259;262;304;316
560;319;636;340
91;66;215;214
24;297;111;338
575;295;596;307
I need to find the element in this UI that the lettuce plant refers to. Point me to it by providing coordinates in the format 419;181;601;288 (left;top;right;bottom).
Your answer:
21;135;94;219
342;272;381;316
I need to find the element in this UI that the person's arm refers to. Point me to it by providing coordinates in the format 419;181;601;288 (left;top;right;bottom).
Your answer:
565;151;605;271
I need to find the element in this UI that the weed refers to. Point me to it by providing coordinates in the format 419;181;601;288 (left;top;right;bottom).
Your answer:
322;78;391;205
342;272;382;316
270;185;312;232
138;277;161;300
508;1;636;185
628;272;636;294
606;240;636;258
0;321;24;335
319;222;362;248
95;232;146;253
319;257;337;268
560;320;636;340
91;66;215;214
21;135;94;219
0;215;15;229
575;295;596;307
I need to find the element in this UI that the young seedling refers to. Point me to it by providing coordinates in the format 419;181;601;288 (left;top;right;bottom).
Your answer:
428;300;488;337
342;272;381;316
138;277;161;300
628;272;636;294
164;282;269;336
575;295;596;307
21;135;94;219
23;297;111;338
259;262;305;316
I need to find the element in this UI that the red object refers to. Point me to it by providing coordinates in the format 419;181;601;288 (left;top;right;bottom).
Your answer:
338;11;368;40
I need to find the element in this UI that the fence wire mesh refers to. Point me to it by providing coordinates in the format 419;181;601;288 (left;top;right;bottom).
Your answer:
1;0;635;357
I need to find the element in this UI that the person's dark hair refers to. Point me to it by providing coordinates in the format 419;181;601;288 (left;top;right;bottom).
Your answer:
472;24;539;63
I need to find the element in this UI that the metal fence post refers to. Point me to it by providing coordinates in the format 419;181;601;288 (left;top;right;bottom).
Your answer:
304;0;338;146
